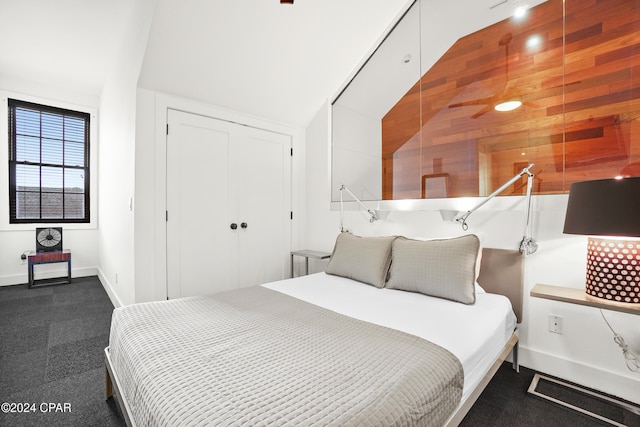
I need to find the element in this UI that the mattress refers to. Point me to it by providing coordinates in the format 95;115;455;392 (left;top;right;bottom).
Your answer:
262;272;517;403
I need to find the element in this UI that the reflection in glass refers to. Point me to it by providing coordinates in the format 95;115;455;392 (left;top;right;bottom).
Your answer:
332;0;421;202
332;0;640;202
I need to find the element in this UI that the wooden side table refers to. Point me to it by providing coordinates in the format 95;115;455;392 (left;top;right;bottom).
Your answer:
290;250;331;278
531;283;640;315
28;250;72;288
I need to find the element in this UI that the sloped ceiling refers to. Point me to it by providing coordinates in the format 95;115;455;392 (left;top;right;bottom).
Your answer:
138;0;410;127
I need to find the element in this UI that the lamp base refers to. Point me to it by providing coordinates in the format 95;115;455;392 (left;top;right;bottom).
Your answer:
585;237;640;303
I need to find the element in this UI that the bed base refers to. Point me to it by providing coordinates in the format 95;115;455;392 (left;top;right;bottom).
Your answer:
105;347;136;427
105;333;519;427
445;332;519;427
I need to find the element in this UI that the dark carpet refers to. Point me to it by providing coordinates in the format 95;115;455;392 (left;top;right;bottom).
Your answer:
1;276;637;426
0;276;123;426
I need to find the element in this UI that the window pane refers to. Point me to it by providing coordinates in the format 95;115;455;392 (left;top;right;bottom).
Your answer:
41;192;63;218
64;193;85;219
15;135;40;163
64;141;84;167
42;112;63;140
64;116;85;143
42;138;63;165
15;164;40;189
41;166;63;191
15;108;40;137
15;191;40;219
64;168;85;193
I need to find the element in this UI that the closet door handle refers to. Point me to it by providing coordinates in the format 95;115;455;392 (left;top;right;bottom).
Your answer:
240;222;248;229
230;223;238;230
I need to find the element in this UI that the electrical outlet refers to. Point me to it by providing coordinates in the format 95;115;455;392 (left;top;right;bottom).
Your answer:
548;314;563;334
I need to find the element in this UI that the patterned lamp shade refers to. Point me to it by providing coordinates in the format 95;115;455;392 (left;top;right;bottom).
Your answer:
563;177;640;303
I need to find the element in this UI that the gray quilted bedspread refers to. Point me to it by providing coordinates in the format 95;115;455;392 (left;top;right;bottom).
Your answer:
108;286;463;426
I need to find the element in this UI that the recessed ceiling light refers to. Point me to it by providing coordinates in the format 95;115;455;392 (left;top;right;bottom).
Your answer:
495;100;522;112
514;6;528;18
526;35;541;48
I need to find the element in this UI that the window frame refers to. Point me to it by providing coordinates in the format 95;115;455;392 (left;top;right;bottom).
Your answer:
1;93;97;231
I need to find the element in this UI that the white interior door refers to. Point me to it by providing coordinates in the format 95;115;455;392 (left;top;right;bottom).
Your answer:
166;110;237;298
235;126;291;288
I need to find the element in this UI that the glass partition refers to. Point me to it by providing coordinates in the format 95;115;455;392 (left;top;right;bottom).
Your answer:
331;0;640;202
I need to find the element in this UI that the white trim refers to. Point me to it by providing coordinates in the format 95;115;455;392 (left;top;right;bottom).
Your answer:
98;267;124;309
520;345;640;406
0;90;99;231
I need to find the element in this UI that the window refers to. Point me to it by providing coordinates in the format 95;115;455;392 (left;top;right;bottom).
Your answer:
8;99;90;223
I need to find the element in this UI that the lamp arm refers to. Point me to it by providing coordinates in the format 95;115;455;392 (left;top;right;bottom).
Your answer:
340;184;345;232
339;185;378;229
519;168;538;255
455;164;534;228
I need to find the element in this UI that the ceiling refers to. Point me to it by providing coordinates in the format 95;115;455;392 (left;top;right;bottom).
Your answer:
0;0;542;128
0;0;136;95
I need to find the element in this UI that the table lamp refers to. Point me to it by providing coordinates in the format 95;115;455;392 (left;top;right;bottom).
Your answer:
563;177;640;303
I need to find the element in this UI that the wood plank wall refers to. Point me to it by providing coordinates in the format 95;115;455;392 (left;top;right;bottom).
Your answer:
382;0;640;200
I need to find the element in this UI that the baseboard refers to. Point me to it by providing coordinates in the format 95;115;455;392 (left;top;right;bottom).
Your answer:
0;273;27;287
520;346;640;406
0;267;98;287
97;268;124;309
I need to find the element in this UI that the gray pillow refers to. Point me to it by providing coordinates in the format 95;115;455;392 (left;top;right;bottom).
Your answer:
325;232;395;288
386;234;481;304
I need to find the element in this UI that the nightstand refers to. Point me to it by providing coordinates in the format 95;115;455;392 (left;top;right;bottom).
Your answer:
290;250;331;278
28;250;72;288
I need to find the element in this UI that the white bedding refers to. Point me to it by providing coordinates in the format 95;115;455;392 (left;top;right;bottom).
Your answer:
262;272;517;403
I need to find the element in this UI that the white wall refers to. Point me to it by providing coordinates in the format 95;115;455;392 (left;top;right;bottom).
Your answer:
304;101;640;405
0;80;99;287
97;0;156;307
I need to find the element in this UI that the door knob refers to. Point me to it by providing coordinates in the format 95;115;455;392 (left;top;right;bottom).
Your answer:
230;223;238;230
241;222;248;229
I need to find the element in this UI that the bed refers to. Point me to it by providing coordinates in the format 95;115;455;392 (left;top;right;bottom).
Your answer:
105;234;523;426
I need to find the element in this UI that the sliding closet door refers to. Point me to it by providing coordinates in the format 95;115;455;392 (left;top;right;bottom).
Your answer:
166;110;237;298
235;126;291;288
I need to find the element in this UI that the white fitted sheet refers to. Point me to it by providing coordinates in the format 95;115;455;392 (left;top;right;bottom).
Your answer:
262;272;517;403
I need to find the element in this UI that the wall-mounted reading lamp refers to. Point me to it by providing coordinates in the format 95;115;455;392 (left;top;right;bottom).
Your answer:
440;163;538;255
339;185;379;232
